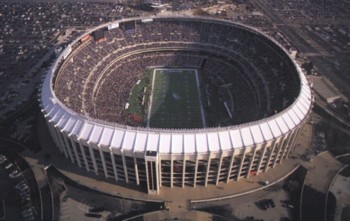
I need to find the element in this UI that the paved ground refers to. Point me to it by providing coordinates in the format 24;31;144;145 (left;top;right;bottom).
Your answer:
16;114;345;220
0;162;23;221
232;187;290;221
134;210;232;221
0;147;42;221
303;152;343;193
300;150;344;221
58;182;158;221
193;182;293;221
329;167;350;221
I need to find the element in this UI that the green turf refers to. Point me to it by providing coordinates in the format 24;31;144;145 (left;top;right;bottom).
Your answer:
125;70;151;123
148;69;205;129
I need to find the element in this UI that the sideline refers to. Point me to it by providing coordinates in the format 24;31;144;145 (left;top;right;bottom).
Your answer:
194;69;206;128
146;69;156;128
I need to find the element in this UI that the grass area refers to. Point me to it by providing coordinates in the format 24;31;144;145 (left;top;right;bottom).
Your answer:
124;68;241;128
124;69;152;125
148;69;204;129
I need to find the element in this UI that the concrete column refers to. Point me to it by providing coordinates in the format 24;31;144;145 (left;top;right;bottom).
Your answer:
145;157;150;192
257;142;268;173
286;127;301;157
272;138;284;168
79;142;90;172
155;160;160;194
194;156;199;187
134;155;140;185
205;155;211;187
62;135;75;163
279;133;293;163
247;146;258;178
88;143;98;175
226;150;235;183
110;150;118;182
170;159;174;188
121;151;129;183
216;153;224;185
265;139;277;172
182;158;186;188
99;148;108;178
237;150;246;181
158;157;162;188
70;139;81;167
53;126;68;158
145;156;159;195
47;121;61;152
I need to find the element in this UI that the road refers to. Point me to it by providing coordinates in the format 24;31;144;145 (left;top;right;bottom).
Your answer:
250;0;350;100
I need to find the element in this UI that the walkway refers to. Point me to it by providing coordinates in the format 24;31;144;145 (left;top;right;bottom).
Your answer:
328;166;350;221
300;152;344;221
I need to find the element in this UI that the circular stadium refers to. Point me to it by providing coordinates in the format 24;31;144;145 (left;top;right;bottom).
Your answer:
40;16;312;194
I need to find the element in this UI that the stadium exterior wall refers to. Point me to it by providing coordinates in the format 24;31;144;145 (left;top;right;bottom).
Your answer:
39;16;313;194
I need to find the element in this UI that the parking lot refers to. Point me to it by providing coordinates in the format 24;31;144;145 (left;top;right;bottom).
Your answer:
192;180;295;221
0;150;41;221
0;161;22;220
46;167;163;221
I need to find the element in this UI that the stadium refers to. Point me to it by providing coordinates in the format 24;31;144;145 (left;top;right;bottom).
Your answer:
39;16;312;194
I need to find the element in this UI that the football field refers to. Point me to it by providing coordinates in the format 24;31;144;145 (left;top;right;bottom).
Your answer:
147;69;205;129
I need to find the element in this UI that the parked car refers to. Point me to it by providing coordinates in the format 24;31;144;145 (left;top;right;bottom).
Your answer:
0;155;7;164
9;169;20;178
15;180;26;189
22;211;33;219
24;217;34;221
19;192;30;199
5;162;14;170
15;183;28;190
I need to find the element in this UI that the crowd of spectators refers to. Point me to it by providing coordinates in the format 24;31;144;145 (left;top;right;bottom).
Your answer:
200;55;261;124
53;17;301;126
